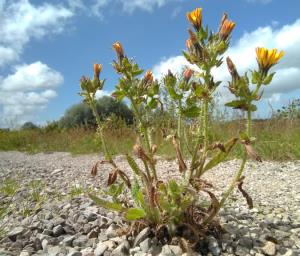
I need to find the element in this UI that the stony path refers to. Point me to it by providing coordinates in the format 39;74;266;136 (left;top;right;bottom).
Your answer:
0;151;299;256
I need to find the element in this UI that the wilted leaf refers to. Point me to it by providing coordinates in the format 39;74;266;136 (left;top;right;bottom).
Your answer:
237;176;253;209
117;169;132;188
108;170;118;186
244;143;262;162
203;189;220;216
125;208;146;221
89;194;124;212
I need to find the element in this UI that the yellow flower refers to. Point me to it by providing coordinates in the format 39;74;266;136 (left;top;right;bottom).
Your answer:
144;70;154;84
112;41;124;60
187;8;202;31
256;47;284;73
219;15;235;40
93;63;102;79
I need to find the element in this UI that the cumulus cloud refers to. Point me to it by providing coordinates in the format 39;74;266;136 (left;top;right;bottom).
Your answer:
0;0;73;127
0;0;73;67
0;62;63;127
1;62;63;92
152;19;300;108
90;0;179;16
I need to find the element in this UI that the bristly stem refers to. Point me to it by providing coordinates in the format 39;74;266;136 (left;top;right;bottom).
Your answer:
202;108;252;226
129;96;158;181
203;99;209;153
89;97;112;161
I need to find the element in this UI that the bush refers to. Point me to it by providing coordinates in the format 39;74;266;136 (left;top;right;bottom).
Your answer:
21;122;39;130
59;96;134;129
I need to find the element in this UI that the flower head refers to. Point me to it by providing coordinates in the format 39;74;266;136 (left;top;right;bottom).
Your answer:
256;47;284;73
219;13;235;40
144;70;154;85
187;8;202;31
93;63;102;80
112;41;124;60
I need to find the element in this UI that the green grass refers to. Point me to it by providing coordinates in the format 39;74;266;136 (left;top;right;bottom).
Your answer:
1;118;299;160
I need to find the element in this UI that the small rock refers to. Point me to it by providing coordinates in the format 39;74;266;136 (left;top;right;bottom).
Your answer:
94;243;108;256
81;247;94;256
8;226;25;241
47;245;61;256
261;241;276;256
73;235;88;247
19;251;30;256
105;224;118;239
208;236;221;256
68;252;82;256
133;227;151;247
140;238;151;252
111;242;130;256
61;235;75;246
51;169;63;175
53;225;65;237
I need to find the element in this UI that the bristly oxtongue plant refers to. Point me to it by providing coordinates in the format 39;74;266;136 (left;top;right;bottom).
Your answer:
79;6;284;242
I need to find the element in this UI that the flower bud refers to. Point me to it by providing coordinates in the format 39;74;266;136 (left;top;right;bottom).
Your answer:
183;68;194;83
219;14;235;40
112;41;124;61
93;63;102;80
226;57;239;81
144;70;154;85
186;39;193;51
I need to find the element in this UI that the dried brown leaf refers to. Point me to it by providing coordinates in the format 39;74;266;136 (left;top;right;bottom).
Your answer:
203;189;220;216
117;169;132;188
237;176;253;209
107;170;118;186
244;143;262;162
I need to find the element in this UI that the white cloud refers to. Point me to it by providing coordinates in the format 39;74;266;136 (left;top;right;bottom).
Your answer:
1;62;63;91
152;19;300;110
91;0;179;16
0;0;74;127
0;62;63;127
0;0;73;67
95;90;112;99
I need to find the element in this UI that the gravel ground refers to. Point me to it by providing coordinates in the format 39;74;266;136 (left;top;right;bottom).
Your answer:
0;151;299;256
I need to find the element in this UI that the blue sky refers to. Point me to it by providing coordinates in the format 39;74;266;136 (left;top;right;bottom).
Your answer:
0;0;300;127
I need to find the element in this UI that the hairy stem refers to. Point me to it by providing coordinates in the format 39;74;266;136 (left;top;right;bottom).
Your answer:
130;97;157;181
90;98;112;161
202;108;252;226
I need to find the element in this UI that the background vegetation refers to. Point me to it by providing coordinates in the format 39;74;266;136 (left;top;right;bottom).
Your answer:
1;96;300;161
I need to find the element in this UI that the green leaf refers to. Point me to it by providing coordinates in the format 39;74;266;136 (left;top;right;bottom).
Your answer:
112;90;126;101
263;72;275;85
181;106;201;118
225;100;249;111
125;208;146;221
89;194;124;212
167;87;182;100
107;183;124;199
147;98;158;109
203;138;238;172
168;180;181;198
251;70;260;84
126;154;142;176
